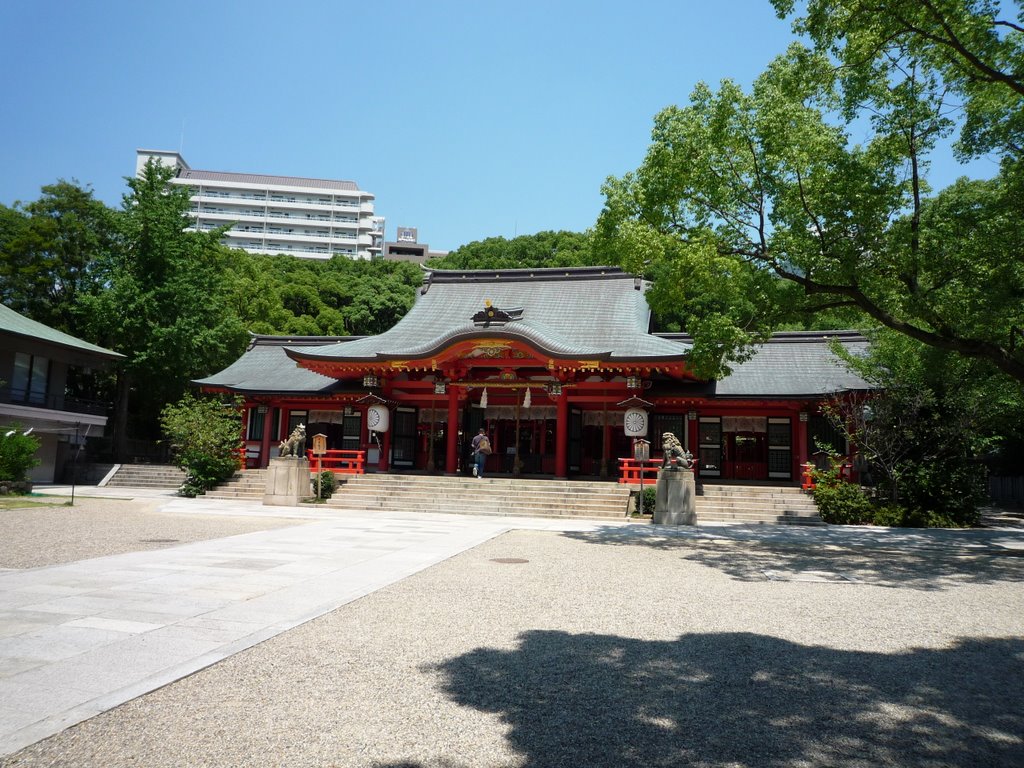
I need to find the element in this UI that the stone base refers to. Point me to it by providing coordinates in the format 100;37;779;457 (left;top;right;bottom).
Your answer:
0;480;33;496
263;457;311;506
654;468;697;526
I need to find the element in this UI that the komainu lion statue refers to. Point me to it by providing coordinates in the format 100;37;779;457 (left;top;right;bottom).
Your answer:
662;432;694;470
278;423;307;458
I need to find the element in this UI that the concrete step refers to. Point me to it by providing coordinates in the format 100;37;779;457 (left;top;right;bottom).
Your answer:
203;469;820;525
206;470;268;498
105;465;186;489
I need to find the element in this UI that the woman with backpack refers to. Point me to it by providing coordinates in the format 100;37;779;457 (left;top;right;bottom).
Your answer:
471;427;491;479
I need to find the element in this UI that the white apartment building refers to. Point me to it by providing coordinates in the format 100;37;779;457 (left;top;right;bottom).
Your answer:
136;150;381;260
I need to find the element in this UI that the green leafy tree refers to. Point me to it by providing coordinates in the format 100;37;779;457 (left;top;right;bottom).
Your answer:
0;181;115;333
80;160;248;455
428;230;598;270
222;251;421;337
597;0;1024;383
0;427;41;485
822;330;1023;525
160;393;244;497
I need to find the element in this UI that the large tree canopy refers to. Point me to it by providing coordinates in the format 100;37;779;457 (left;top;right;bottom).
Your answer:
78;160;250;446
428;230;599;270
0;181;114;333
597;0;1024;383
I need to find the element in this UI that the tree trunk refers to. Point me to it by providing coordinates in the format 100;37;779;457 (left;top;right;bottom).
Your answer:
111;369;131;463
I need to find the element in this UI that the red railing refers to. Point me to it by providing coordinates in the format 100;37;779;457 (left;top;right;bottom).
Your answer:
802;460;854;492
306;449;366;475
618;458;663;485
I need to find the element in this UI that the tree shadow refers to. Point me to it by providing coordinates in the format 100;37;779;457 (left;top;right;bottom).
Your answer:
560;526;1024;590
423;631;1023;768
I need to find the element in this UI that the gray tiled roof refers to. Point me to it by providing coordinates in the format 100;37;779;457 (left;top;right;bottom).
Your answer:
194;337;351;393
179;169;361;193
658;331;872;397
290;267;692;364
0;304;123;360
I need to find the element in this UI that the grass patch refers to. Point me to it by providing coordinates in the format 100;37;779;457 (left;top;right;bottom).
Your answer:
0;496;62;509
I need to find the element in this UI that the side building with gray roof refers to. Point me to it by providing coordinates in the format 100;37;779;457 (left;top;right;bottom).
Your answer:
0;304;123;483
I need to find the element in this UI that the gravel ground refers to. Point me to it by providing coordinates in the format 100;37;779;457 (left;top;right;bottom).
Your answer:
0;497;301;569
2;525;1022;768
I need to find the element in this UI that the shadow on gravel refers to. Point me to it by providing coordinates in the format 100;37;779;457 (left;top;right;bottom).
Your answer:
411;632;1024;768
560;526;1024;591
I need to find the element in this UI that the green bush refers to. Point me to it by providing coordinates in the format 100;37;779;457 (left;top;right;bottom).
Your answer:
0;427;40;484
893;462;984;528
313;470;336;499
812;481;875;525
160;394;243;497
632;486;657;516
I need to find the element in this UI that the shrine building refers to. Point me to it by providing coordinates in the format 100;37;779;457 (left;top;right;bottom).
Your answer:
196;266;869;482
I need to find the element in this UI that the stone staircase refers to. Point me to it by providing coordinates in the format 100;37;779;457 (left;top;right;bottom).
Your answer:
695;483;823;525
201;470;822;525
103;464;186;490
203;469;268;499
326;474;632;519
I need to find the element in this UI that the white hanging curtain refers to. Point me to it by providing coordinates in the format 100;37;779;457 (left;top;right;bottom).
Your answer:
523;388;532;409
309;410;345;425
480;387;489;409
722;416;767;433
417;409;449;424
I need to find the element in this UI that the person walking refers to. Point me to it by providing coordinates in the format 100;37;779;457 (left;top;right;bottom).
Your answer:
471;427;491;479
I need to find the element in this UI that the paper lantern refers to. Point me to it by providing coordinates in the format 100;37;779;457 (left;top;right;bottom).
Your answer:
624;408;648;437
366;404;390;433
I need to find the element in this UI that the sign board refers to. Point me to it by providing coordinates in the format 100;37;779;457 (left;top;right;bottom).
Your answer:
633;438;650;462
312;433;327;456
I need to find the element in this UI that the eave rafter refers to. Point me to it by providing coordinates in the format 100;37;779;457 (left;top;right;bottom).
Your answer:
291;337;696;383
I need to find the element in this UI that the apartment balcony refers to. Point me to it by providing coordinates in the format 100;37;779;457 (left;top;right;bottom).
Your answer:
188;187;364;210
0;386;109;418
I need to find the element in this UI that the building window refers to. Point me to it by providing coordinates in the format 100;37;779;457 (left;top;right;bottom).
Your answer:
247;408;265;440
767;417;792;479
11;352;49;405
287;410;308;438
698;417;722;477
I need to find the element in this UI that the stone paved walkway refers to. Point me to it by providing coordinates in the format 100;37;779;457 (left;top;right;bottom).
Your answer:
3;487;1023;760
0;492;617;756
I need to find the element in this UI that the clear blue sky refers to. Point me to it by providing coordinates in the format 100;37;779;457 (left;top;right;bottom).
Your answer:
0;0;994;253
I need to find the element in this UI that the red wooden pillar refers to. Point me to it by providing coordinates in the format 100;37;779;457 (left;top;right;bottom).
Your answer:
555;392;569;479
445;385;459;474
601;416;611;478
240;405;250;470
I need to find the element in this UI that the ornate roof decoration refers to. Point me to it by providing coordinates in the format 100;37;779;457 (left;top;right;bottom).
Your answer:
472;300;524;328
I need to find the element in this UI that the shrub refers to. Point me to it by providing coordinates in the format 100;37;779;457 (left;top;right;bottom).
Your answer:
894;462;984;528
160;394;243;497
812;481;875;525
0;427;40;485
313;470;336;500
631;486;656;516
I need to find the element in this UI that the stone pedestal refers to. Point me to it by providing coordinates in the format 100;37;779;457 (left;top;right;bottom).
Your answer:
263;457;311;506
654;468;697;526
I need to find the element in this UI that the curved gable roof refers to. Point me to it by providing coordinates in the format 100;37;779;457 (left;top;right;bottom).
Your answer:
289;266;692;365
